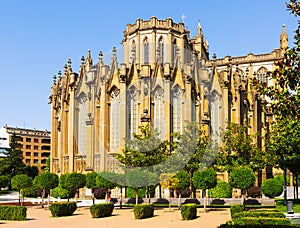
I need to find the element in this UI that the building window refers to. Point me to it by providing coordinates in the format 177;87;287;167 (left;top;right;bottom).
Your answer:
26;138;31;142
131;40;136;61
172;85;182;134
158;37;164;64
26;159;31;164
127;86;138;139
257;67;268;83
26;145;31;149
34;159;38;164
210;91;220;141
34;152;38;157
41;138;50;144
26;152;31;156
34;139;39;143
172;39;177;65
154;87;164;139
78;93;87;155
191;90;196;122
144;38;149;64
110;87;120;152
34;146;39;150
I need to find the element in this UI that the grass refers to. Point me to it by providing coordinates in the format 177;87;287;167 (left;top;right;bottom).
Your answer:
275;199;300;213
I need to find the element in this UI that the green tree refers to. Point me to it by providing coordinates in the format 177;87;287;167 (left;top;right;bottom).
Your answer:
60;173;86;202
117;124;171;170
160;173;179;211
86;172;98;205
229;166;256;203
34;172;59;207
96;171;117;202
192;169;217;212
0;134;26;189
175;170;190;208
254;0;300;198
209;180;232;198
173;122;214;198
215;122;267;186
11;174;32;206
0;175;9;189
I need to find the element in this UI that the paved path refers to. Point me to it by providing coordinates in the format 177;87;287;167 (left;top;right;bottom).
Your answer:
0;206;231;228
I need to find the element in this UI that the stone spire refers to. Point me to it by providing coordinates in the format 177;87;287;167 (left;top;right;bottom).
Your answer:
280;24;288;50
197;20;202;37
86;50;93;71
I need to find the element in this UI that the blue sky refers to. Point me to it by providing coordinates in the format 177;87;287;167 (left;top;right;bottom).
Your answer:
0;0;297;130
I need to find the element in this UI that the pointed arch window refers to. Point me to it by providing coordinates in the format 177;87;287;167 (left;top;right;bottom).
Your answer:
191;90;196;122
257;67;268;83
172;86;182;133
172;39;177;65
131;40;136;61
144;38;149;64
158;37;164;64
127;86;138;139
78;93;87;155
210;91;220;141
154;87;164;139
110;88;120;152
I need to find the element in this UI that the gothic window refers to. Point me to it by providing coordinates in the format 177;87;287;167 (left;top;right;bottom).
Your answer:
158;37;164;64
143;38;149;64
172;85;182;133
172;39;177;65
191;90;196;122
131;40;136;61
127;86;138;139
154;86;164;139
257;67;268;83
184;40;191;64
78;93;87;155
210;91;220;140
110;87;120;152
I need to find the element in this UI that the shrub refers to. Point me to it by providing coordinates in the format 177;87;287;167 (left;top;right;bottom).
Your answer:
210;180;232;198
247;185;262;198
176;187;192;198
90;203;114;218
49;202;77;217
51;185;75;199
274;174;290;186
181;204;197;220
230;204;244;218
262;178;283;198
133;204;154;219
0;206;27;221
233;217;291;226
233;211;286;220
229;167;256;192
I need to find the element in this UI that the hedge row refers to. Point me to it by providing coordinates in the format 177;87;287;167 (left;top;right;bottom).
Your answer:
181;204;197;220
0;206;27;221
234;217;291;226
49;202;77;217
233;211;285;220
230;205;244;218
134;204;154;219
90;203;114;218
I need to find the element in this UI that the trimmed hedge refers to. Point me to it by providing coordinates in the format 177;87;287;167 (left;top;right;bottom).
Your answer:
0;206;27;221
181;203;197;220
90;203;114;218
233;211;286;220
230;205;244;218
49;202;77;217
234;217;291;226
134;204;154;219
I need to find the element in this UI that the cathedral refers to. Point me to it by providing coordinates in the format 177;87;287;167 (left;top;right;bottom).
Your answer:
49;17;288;177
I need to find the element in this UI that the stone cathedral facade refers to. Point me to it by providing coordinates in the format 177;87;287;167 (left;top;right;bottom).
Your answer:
49;17;288;176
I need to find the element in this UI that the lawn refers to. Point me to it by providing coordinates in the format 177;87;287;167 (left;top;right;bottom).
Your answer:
275;199;300;213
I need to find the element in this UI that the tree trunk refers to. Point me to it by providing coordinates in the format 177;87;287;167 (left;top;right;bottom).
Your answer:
92;190;95;205
296;172;299;199
67;193;70;202
120;187;123;209
42;189;45;208
18;190;21;206
178;193;181;209
203;189;207;213
135;189;138;205
48;189;51;209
